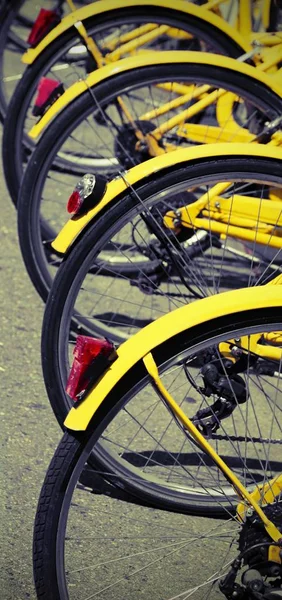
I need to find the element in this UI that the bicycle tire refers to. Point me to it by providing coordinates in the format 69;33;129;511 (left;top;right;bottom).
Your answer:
0;0;88;122
35;300;282;598
17;60;282;303
3;2;248;204
41;153;282;427
0;0;24;122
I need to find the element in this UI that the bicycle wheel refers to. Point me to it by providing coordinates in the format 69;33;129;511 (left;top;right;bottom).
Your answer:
41;152;282;427
35;299;282;598
0;0;25;122
0;0;67;122
2;2;246;204
17;58;282;301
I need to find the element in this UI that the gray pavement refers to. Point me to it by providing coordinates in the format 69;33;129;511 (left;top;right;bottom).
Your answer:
0;130;61;599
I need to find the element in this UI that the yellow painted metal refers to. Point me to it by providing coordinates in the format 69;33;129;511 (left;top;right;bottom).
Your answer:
219;272;282;362
163;181;232;229
22;0;250;65
257;44;282;73
238;0;252;38
144;83;270;146
65;0;76;11
216;93;282;146
156;82;204;95
176;123;252;144
151;88;226;140
249;32;282;46
271;131;282;146
65;14;149;140
27;49;282;141
143;352;281;541
179;217;282;249
238;319;282;360
269;545;282;564
204;0;229;10
64;284;282;431
73;21;105;67
139;83;210;121
237;474;282;562
260;0;272;30
270;188;282;201
162;160;282;241
263;331;282;345
238;476;282;519
216;92;242;135
142;134;166;156
246;336;282;360
105;24;158;52
163;184;282;247
163;27;191;40
208;194;282;226
219;320;282;361
107;24;170;62
51;143;282;254
96;24;188;64
219;333;282;367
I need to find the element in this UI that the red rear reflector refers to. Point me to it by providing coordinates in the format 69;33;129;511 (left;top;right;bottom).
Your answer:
32;77;65;117
27;9;61;47
67;174;107;216
66;335;117;401
67;189;83;214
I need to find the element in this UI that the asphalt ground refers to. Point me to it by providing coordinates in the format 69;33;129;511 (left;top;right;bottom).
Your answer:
0;127;61;598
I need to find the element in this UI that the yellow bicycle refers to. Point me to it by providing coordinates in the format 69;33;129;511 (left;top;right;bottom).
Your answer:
16;51;282;307
4;0;281;204
3;0;250;204
34;143;282;430
34;276;282;598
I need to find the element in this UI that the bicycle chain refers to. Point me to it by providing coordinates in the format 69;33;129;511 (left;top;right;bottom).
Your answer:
150;288;193;299
210;434;282;444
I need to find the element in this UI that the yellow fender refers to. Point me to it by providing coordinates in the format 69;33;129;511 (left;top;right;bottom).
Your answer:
22;0;250;65
52;143;282;254
64;285;282;431
28;50;282;141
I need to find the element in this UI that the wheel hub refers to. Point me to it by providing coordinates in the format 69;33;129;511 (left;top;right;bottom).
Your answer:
220;503;282;599
239;503;282;575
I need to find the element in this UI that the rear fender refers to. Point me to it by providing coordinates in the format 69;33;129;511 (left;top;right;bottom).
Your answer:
22;0;250;65
64;286;282;431
52;143;282;254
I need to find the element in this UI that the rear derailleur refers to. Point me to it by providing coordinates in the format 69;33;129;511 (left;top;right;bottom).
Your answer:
188;354;253;437
219;560;282;599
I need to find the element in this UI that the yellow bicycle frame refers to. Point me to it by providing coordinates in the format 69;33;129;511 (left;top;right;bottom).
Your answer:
163;178;282;249
51;143;282;254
